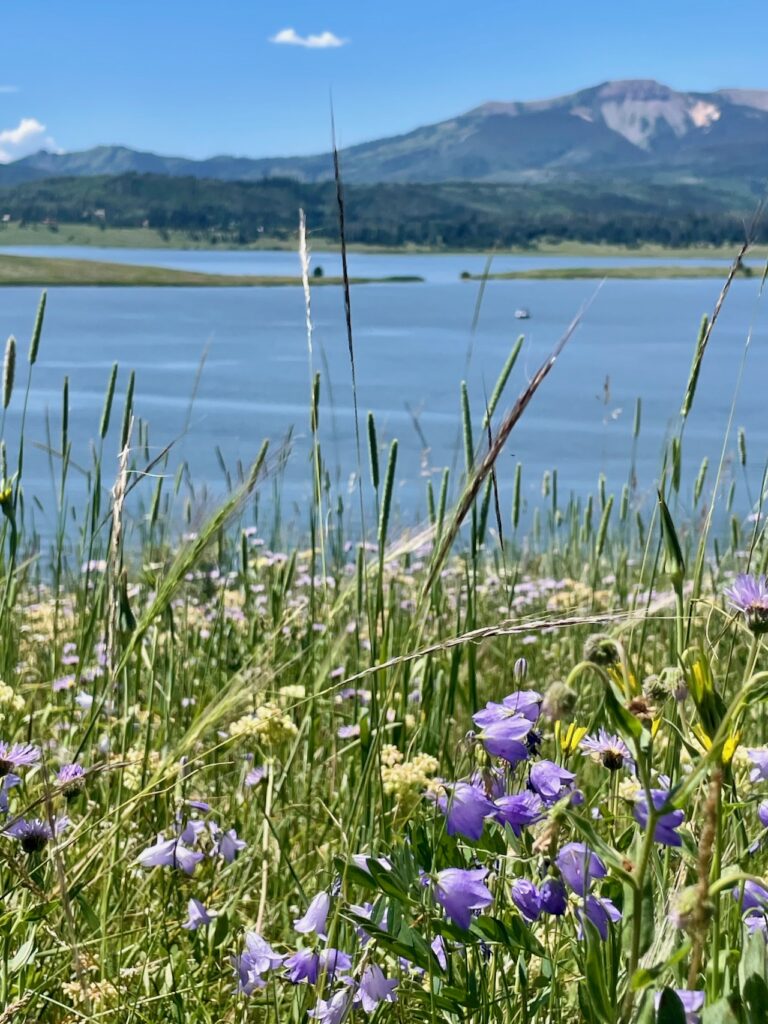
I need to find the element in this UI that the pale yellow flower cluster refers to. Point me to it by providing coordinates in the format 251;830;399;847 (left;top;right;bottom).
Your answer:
0;681;24;714
381;749;439;800
229;703;298;745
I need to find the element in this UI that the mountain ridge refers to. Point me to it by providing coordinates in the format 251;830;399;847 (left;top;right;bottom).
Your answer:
2;79;768;185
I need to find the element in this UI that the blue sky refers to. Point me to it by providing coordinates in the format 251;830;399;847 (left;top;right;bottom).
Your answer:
1;0;767;161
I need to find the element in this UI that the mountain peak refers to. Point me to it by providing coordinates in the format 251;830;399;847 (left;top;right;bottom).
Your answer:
1;79;766;187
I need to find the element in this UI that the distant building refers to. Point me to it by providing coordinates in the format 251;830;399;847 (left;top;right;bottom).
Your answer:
1;214;10;223
94;208;106;220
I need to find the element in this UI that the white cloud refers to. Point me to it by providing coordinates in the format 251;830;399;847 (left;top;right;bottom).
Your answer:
270;27;347;48
0;86;18;94
0;117;57;163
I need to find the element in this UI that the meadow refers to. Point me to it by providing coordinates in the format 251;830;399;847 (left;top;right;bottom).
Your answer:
0;241;766;1024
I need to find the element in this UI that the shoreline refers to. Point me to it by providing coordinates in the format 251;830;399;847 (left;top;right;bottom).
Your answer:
0;254;424;287
0;224;765;260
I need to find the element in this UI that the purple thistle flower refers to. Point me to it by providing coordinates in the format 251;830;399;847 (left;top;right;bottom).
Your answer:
634;790;685;847
475;714;532;764
308;989;353;1024
0;742;39;777
358;964;398;1013
494;791;544;835
746;749;768;783
555;842;607;896
56;763;86;800
724;574;768;634
540;877;568;916
580;729;635;772
337;724;361;739
654;989;704;1024
510;878;541;922
136;834;204;875
294;892;331;938
5;815;68;854
285;947;319;984
182;898;217;930
732;879;768;912
578;894;622;940
438;782;496;840
529;760;576;803
433;867;493;930
245;766;266;787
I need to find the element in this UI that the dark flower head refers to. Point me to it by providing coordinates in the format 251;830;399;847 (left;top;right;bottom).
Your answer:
627;695;656;725
0;742;39;778
583;634;620;667
6;815;68;854
580;729;634;772
724;574;768;634
56;763;86;799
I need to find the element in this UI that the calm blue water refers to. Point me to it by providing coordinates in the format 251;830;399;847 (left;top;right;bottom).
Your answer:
1;247;767;543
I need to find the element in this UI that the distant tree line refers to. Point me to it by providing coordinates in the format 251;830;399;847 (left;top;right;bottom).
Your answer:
0;172;762;248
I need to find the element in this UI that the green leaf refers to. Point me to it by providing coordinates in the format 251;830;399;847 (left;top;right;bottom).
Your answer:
631;940;692;991
740;929;768;1024
622;877;655;958
471;914;546;956
702;997;741;1024
9;930;36;973
581;919;616;1023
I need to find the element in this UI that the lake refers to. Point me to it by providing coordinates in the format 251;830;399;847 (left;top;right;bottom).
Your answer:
1;247;766;543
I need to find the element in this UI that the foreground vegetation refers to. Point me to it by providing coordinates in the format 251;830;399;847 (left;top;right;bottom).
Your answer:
0;252;767;1023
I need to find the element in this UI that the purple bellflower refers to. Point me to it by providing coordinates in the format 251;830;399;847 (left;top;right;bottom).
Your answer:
433;867;493;930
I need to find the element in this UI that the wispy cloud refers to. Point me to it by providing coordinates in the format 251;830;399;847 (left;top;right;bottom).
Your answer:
269;27;347;49
0;117;58;163
0;86;19;94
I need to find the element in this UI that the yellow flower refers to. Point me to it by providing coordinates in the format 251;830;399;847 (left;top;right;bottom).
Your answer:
229;704;298;746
